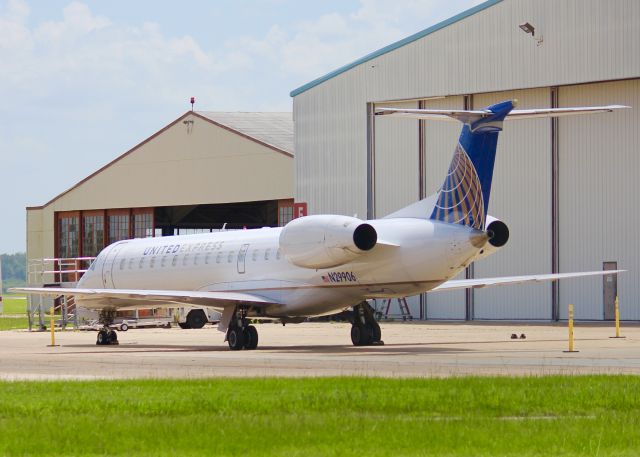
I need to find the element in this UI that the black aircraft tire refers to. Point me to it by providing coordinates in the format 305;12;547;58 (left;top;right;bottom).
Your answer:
178;322;191;329
351;325;372;346
109;331;119;345
96;330;107;345
370;322;382;342
244;325;259;350
186;310;207;329
227;328;245;350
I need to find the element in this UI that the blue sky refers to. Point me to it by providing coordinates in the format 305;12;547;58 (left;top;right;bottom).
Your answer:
0;0;482;254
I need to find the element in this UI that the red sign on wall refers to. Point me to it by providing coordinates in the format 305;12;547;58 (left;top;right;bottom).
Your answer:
293;202;308;218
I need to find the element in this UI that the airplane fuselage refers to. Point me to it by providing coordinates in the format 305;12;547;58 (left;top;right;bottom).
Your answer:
78;217;486;317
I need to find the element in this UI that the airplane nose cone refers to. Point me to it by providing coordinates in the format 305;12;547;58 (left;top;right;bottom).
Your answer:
469;229;490;248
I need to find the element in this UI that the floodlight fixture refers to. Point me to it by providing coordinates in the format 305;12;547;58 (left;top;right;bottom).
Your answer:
519;22;535;36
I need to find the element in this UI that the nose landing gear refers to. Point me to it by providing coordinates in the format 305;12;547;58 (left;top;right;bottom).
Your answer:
350;301;384;346
96;308;119;346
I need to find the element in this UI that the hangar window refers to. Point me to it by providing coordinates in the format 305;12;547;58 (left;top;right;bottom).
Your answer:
82;214;104;257
279;205;294;226
109;214;130;244
172;255;178;267
58;215;79;258
264;248;271;261
133;211;154;238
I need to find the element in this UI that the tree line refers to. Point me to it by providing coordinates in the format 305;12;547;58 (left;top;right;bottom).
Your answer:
1;253;26;291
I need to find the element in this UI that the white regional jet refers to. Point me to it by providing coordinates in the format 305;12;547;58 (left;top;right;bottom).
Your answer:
15;100;628;350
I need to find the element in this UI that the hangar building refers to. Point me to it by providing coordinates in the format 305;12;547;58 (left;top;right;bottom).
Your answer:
291;0;640;321
27;111;295;286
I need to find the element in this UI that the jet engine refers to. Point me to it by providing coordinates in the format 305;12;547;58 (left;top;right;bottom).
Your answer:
279;215;378;269
475;216;510;261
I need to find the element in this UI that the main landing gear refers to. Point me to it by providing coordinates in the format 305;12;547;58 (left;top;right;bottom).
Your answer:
226;307;259;351
96;308;119;346
350;301;384;346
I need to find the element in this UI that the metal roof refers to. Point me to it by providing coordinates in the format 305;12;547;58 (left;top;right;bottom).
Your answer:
197;112;294;155
289;0;502;98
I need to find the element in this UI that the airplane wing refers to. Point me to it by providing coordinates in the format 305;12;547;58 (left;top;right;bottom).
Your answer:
10;287;276;310
431;270;623;292
375;105;630;122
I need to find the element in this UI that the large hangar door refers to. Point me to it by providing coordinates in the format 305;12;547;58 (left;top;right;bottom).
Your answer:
559;80;640;320
422;96;466;320
373;101;419;217
473;89;552;320
373;100;420;316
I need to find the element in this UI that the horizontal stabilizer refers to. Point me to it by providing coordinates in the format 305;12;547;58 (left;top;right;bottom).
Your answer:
431;270;624;292
375;105;630;123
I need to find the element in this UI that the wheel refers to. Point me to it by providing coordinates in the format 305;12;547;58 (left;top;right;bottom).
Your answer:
186;310;207;329
96;330;108;345
227;327;245;350
370;322;382;342
109;331;119;345
178;322;190;329
119;323;128;332
244;325;259;350
350;324;372;346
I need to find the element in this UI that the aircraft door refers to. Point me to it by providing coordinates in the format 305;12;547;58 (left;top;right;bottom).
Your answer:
102;243;126;288
237;244;250;274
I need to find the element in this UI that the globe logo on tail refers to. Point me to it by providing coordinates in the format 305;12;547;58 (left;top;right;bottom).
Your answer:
430;143;485;230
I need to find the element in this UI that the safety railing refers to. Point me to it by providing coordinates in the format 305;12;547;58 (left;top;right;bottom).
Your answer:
26;257;96;331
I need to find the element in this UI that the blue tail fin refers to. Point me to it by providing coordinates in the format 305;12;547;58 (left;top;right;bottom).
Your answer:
430;100;515;230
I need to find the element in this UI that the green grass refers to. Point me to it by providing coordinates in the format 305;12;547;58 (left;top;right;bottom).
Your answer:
1;295;27;314
0;376;638;456
1;295;29;329
0;317;29;330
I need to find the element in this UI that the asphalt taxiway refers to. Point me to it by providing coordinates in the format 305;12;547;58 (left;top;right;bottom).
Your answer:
1;322;638;379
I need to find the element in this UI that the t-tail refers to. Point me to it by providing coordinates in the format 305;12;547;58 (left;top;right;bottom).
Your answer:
376;101;629;226
430;100;514;230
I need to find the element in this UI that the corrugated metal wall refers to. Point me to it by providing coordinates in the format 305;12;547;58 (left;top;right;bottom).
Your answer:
472;89;552;319
294;75;369;219
558;80;640;320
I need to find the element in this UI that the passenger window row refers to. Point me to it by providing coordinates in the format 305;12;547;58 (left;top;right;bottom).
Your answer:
116;247;283;270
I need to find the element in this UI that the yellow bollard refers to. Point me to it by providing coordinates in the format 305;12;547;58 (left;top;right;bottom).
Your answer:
563;303;579;353
47;306;59;347
610;296;626;339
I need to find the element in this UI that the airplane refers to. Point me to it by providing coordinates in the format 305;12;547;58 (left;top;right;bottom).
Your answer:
14;100;629;350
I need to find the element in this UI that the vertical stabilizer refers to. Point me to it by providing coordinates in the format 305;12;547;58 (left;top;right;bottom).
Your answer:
430;100;515;230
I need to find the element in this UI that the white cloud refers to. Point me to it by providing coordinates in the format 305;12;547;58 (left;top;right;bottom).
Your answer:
220;0;484;83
